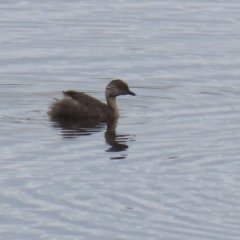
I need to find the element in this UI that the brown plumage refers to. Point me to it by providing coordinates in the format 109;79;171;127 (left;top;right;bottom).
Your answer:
48;79;136;120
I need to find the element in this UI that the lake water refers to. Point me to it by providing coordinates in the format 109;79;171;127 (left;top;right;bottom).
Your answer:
1;0;240;239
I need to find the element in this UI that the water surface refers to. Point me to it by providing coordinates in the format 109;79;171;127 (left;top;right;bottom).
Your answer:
1;0;240;239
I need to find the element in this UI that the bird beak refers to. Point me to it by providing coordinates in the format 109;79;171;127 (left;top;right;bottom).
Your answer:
128;90;136;96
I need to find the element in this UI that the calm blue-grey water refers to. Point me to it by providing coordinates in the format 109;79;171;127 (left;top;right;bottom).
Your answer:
1;1;240;239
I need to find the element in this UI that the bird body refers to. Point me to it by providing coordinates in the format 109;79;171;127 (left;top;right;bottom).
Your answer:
48;79;135;120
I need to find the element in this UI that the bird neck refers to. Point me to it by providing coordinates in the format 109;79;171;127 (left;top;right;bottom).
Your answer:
107;97;119;118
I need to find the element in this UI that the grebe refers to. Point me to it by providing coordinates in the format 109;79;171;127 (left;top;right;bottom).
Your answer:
48;79;136;119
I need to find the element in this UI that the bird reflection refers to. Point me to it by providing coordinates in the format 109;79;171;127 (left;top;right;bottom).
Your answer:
50;116;106;138
50;116;134;159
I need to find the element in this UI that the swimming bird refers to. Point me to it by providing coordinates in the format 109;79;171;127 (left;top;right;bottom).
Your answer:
48;79;136;120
